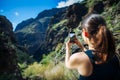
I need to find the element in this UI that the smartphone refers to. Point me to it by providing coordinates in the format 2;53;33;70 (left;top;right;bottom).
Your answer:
69;32;76;43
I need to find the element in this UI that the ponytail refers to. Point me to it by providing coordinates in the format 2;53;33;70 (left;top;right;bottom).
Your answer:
82;14;116;62
106;27;115;60
95;26;108;53
94;25;115;60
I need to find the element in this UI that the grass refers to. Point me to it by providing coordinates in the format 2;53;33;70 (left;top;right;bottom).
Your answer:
86;0;102;7
52;19;67;29
39;17;51;23
22;42;79;80
23;61;79;80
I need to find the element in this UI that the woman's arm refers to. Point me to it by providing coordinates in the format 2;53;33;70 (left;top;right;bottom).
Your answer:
65;39;82;69
65;39;93;76
65;40;71;68
74;37;86;51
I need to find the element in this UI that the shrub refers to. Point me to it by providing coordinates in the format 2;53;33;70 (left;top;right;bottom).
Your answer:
23;60;79;80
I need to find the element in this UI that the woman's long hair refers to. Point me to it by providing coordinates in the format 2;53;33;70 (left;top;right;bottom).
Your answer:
81;14;115;62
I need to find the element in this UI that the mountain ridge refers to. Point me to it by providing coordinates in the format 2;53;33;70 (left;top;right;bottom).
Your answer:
14;7;67;55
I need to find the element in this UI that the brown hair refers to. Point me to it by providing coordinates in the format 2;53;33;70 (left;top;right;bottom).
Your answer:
81;14;115;62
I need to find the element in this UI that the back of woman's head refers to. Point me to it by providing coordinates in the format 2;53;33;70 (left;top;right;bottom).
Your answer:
81;14;115;61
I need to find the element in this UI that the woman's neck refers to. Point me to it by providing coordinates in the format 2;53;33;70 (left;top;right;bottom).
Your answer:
88;44;95;50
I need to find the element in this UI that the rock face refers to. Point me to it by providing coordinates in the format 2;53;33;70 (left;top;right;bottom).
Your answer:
15;7;67;55
0;16;23;80
66;3;88;28
34;19;69;61
15;18;34;31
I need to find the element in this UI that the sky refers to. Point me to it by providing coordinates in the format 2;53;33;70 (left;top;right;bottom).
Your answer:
0;0;83;30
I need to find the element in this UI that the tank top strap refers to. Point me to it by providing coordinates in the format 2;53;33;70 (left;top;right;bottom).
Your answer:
84;50;95;63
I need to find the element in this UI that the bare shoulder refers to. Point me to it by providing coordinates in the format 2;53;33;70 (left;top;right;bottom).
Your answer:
70;52;90;61
68;52;93;76
73;52;93;76
68;52;86;68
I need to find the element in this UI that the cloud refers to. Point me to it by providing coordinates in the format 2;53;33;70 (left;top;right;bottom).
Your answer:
14;12;19;16
57;0;83;8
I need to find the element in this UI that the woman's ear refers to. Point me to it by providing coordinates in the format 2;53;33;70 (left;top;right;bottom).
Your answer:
82;29;89;38
84;31;89;37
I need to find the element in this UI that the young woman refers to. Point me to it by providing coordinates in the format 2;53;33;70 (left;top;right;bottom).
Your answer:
65;14;120;80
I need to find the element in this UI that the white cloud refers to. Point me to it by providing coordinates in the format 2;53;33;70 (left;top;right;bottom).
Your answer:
57;0;83;8
57;1;66;8
0;9;4;13
14;12;19;16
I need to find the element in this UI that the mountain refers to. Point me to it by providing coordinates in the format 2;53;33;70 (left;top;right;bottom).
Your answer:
1;0;120;79
15;0;120;62
0;15;23;80
15;18;34;31
14;7;67;55
14;3;88;61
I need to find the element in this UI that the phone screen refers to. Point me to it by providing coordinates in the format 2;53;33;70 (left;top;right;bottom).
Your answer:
69;32;75;42
69;32;75;38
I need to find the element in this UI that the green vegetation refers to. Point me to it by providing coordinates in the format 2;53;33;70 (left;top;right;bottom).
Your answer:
52;19;67;29
16;24;36;34
20;25;84;79
0;74;19;80
21;43;79;80
19;1;120;79
1;0;120;80
16;48;34;64
24;1;120;79
23;61;78;80
39;17;51;23
86;0;102;7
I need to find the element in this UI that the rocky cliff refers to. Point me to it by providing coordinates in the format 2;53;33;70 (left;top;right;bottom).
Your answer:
0;15;23;80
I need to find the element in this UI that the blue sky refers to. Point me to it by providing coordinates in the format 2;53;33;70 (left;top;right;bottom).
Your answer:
0;0;82;30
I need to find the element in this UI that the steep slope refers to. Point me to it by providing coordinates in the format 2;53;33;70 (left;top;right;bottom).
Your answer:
16;0;120;79
34;19;69;61
34;3;88;61
15;7;67;55
86;0;120;50
103;1;120;50
15;18;34;31
0;15;23;80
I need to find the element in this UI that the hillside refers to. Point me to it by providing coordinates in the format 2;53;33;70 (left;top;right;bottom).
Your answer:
19;0;120;79
0;16;35;80
15;7;67;55
0;15;23;80
0;0;120;80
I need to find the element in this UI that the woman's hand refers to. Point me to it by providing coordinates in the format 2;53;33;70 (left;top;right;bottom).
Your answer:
74;37;85;51
74;36;80;45
66;39;71;50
